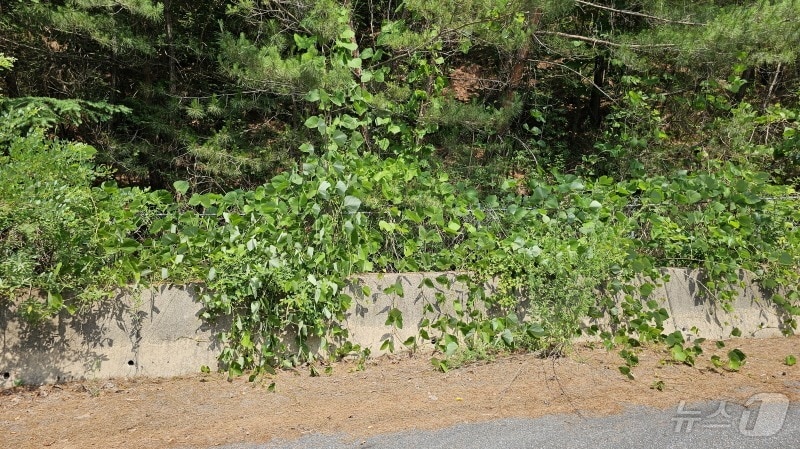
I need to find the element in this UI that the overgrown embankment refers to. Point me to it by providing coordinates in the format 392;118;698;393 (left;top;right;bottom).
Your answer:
2;102;798;376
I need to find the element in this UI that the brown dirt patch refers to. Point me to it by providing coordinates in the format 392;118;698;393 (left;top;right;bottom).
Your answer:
2;336;799;448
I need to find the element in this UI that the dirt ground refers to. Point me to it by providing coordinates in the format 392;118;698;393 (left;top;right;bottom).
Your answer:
2;336;799;449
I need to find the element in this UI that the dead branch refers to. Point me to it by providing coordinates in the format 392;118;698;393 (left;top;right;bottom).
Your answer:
535;31;676;49
575;0;705;26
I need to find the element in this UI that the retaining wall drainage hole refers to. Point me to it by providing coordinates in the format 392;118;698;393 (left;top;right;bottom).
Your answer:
127;360;135;366
2;372;9;379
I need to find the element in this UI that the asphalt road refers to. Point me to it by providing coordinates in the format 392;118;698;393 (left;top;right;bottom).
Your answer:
206;397;799;449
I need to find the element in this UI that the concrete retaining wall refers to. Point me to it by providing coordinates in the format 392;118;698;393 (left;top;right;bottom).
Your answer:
0;269;791;387
633;269;789;339
0;285;227;387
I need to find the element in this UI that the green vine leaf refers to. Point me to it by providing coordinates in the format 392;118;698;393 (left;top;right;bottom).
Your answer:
342;195;361;214
173;180;189;195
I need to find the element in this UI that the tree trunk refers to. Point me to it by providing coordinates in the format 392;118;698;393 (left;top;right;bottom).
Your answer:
589;54;606;128
502;9;541;109
164;0;178;95
3;71;19;97
761;63;782;111
733;67;754;105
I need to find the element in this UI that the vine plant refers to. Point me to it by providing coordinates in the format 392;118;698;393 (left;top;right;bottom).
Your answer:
3;21;799;379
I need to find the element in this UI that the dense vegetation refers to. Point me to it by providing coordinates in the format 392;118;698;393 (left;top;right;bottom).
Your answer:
1;1;799;375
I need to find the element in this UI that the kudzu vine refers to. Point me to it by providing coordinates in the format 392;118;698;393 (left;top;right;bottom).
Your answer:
3;23;799;379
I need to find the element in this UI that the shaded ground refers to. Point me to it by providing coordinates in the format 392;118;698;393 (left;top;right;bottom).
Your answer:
2;336;799;449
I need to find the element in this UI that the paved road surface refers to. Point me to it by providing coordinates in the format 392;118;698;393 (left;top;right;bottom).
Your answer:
206;397;799;449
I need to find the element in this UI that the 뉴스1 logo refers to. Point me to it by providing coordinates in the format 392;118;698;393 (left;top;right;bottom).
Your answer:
739;393;791;437
672;393;790;437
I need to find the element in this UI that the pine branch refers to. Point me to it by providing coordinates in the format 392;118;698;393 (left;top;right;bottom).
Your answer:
368;12;520;70
574;0;705;26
